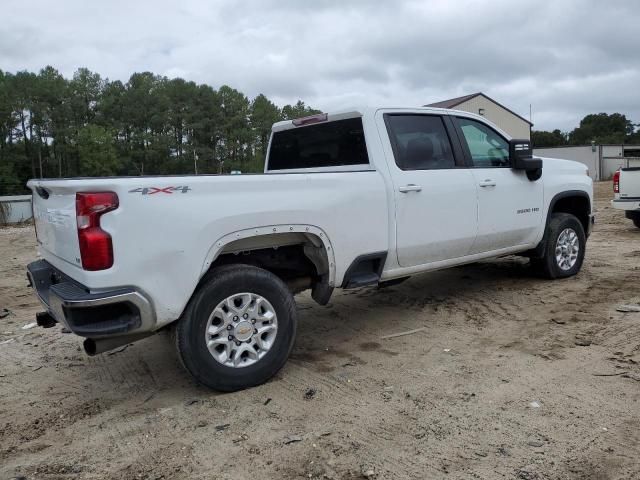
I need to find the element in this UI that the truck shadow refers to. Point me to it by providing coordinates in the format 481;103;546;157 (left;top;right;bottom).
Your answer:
291;256;544;369
62;257;542;396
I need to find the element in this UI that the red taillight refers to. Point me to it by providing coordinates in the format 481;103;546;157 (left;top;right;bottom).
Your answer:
76;192;119;271
613;170;620;193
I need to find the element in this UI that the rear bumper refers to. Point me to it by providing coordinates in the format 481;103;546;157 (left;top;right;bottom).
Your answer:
27;259;155;337
612;199;640;211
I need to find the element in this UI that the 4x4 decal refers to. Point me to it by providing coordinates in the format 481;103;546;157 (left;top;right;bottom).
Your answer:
129;186;191;195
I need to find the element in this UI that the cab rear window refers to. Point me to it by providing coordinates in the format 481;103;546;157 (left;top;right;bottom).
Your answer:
268;117;369;170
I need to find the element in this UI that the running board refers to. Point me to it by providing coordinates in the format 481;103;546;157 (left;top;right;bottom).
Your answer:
341;252;387;289
343;272;380;289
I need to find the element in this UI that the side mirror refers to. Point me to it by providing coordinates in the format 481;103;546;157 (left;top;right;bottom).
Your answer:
509;139;543;181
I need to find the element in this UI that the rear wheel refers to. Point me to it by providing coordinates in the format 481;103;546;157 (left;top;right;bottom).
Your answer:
634;218;640;229
176;264;297;391
532;213;586;279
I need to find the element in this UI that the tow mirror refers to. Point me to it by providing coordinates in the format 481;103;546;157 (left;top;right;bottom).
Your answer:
510;139;543;181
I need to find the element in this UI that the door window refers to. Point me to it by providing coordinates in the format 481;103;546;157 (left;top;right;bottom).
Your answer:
385;115;456;170
457;118;510;167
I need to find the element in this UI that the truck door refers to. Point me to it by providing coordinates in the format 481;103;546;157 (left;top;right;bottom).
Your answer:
379;113;479;267
454;116;543;253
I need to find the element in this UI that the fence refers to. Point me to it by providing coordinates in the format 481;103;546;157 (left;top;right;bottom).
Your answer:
0;195;33;225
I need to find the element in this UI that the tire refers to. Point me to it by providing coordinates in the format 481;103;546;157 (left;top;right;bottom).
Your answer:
176;264;297;391
632;216;640;229
532;213;586;279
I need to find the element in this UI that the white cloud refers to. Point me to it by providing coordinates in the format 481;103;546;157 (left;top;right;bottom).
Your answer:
1;0;638;131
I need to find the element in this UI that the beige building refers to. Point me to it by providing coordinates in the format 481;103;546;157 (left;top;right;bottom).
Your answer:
425;92;532;140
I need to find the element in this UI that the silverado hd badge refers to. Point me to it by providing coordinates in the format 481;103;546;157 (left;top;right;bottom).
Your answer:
517;207;540;214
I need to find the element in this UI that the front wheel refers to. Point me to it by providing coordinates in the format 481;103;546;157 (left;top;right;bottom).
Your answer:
175;265;297;391
532;213;586;279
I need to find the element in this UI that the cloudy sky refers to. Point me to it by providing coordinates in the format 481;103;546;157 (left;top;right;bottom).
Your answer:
2;0;638;131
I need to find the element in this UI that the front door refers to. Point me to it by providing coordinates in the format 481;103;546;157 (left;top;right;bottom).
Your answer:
380;113;479;267
455;116;543;253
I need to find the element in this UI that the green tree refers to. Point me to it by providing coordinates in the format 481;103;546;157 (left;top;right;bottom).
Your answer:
531;129;568;148
76;125;120;176
123;72;169;175
34;66;70;178
218;85;251;172
190;84;222;173
281;100;321;120
569;113;634;145
0;66;322;192
69;68;104;126
250;94;281;164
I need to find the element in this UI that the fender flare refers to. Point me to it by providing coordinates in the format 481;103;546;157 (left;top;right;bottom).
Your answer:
531;190;592;258
546;190;591;226
200;224;337;286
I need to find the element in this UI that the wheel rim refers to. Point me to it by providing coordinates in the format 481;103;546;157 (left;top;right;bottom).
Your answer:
555;228;579;271
205;292;278;368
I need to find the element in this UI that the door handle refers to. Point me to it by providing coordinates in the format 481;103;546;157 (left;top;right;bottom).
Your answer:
479;179;496;187
398;184;422;193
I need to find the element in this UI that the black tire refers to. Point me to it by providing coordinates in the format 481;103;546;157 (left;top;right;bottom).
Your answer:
632;217;640;229
532;213;586;279
176;264;297;391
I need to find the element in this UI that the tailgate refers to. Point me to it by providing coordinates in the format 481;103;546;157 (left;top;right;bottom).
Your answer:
620;168;640;198
29;182;81;267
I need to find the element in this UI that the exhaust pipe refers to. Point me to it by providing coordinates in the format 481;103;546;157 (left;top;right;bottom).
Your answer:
84;332;154;356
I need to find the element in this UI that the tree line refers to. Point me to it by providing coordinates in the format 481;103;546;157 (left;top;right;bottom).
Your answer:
3;67;638;196
532;112;640;149
0;66;320;195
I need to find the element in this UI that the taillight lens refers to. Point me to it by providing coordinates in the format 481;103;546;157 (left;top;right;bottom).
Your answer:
613;170;620;194
76;192;119;271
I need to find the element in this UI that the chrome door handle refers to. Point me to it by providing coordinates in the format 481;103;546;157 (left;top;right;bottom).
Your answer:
398;184;422;193
479;179;496;187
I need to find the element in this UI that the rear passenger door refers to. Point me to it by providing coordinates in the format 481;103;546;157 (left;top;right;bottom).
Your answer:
381;113;478;267
454;116;543;253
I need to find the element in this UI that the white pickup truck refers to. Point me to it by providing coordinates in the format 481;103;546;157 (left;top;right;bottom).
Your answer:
612;167;640;228
27;107;594;391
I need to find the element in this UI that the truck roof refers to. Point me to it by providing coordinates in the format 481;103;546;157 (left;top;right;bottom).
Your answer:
271;106;498;133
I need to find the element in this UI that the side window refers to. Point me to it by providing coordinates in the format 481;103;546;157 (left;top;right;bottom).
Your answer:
457;117;510;167
385;115;456;170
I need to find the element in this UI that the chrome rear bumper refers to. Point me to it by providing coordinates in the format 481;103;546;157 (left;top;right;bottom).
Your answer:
27;259;155;337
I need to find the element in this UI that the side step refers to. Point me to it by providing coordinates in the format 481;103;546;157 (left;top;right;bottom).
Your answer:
341;252;388;289
344;273;380;289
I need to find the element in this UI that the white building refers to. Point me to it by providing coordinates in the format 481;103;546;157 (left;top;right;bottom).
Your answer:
533;144;640;181
425;92;532;140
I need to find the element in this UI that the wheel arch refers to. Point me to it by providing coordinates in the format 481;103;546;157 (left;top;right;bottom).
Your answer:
199;224;336;296
547;190;591;236
529;190;592;259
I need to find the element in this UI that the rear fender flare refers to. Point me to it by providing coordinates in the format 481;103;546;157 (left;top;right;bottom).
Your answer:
201;224;337;286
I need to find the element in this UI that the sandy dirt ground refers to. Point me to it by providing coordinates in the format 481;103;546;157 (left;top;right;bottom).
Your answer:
1;181;639;480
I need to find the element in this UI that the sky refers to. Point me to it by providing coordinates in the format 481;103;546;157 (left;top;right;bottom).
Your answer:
2;0;638;132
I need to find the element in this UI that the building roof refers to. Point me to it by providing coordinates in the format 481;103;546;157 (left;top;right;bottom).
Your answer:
424;92;533;126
